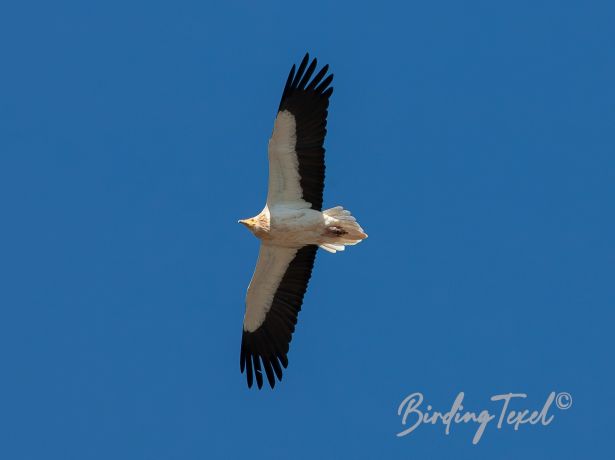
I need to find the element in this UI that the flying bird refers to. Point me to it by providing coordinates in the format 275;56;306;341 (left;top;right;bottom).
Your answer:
238;54;367;389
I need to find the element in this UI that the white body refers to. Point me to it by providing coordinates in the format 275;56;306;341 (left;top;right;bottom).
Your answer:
248;202;366;252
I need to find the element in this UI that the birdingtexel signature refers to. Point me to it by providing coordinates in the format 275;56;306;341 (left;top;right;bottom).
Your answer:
396;391;572;444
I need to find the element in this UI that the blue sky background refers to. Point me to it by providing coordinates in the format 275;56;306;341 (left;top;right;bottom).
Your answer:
1;1;613;458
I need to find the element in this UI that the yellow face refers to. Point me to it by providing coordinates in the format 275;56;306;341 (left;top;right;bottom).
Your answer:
238;214;270;240
238;218;257;230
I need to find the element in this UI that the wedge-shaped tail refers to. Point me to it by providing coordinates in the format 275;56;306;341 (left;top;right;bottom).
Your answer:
319;206;368;253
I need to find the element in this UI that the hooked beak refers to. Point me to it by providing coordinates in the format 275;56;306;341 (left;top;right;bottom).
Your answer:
238;219;250;227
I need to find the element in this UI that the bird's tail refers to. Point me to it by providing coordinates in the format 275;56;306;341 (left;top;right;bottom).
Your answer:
319;206;368;253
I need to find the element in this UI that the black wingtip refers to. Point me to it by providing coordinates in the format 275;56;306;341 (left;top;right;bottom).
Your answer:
278;55;333;112
315;73;334;95
240;246;318;389
253;354;264;389
246;352;254;388
297;58;318;90
293;54;310;88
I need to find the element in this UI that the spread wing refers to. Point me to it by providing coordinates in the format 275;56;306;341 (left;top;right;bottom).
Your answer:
266;53;333;211
240;244;318;389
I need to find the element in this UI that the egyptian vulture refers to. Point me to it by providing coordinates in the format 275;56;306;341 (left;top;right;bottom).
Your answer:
238;54;367;389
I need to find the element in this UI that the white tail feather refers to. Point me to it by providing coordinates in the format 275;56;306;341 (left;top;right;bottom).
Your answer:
320;243;345;253
319;206;367;253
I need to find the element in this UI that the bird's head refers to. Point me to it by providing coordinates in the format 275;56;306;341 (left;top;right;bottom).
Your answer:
238;213;270;238
238;217;257;231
